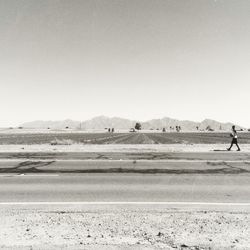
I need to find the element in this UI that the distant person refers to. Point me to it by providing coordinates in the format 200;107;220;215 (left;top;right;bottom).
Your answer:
227;125;240;151
176;126;180;132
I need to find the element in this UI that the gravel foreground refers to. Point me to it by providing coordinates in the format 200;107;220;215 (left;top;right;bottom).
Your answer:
0;206;249;250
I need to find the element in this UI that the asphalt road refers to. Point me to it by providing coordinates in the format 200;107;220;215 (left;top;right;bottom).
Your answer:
0;159;250;174
0;173;250;203
0;159;250;204
1;151;250;161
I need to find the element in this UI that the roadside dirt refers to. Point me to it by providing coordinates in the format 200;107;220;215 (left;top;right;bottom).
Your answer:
0;207;249;249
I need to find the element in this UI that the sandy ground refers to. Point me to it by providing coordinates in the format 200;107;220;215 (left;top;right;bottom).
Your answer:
0;206;249;250
0;144;250;152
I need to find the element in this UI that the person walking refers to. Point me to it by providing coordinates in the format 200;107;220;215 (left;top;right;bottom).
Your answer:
227;125;240;151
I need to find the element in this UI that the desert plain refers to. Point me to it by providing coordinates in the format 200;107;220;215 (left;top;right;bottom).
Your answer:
0;129;250;249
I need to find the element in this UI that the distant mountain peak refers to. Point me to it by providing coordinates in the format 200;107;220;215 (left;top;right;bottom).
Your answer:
20;116;243;131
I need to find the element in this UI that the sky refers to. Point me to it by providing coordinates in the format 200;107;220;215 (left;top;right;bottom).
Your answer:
0;0;250;127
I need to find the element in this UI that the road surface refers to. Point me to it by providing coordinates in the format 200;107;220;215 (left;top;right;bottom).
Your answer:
0;173;250;204
0;157;250;206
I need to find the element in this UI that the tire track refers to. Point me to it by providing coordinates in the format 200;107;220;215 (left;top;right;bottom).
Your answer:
105;133;138;144
147;133;181;144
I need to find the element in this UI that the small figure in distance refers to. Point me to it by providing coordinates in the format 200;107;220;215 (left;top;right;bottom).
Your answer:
227;125;240;151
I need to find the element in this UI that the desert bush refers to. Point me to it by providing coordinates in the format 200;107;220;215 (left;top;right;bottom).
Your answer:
135;122;142;130
50;138;75;145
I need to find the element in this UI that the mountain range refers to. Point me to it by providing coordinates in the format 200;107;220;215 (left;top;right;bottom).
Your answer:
20;116;243;131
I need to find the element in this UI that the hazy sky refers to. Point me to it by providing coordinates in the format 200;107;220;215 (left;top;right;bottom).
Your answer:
0;0;250;127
